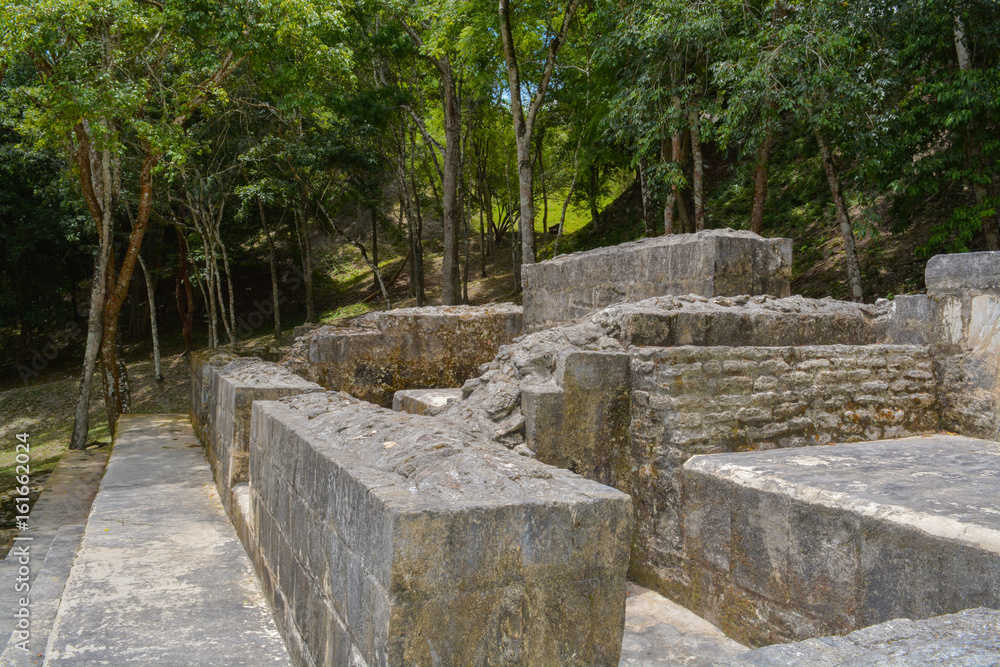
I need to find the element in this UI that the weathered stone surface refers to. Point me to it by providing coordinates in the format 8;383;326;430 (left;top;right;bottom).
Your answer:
523;351;631;487
718;607;1000;667
522;229;792;331
248;391;633;667
619;583;746;667
683;436;1000;647
392;387;463;415
281;304;522;406
885;294;937;345
594;294;890;347
200;356;322;509
629;344;939;601
925;251;1000;297
189;349;239;441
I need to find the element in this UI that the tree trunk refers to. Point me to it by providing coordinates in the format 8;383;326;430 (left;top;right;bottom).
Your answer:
296;191;315;322
371;205;379;292
69;148;115;450
639;157;655;236
953;16;1000;250
99;149;156;437
816;131;864;302
689;106;705;232
440;58;462;305
259;199;281;340
589;164;600;231
750;124;774;235
410;133;426;306
175;226;194;355
137;254;163;382
663;136;678;235
535;128;549;239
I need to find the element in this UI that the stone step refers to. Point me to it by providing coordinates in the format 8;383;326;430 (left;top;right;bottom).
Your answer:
717;607;1000;666
42;415;290;666
620;583;746;667
0;448;109;653
681;435;1000;646
0;525;84;666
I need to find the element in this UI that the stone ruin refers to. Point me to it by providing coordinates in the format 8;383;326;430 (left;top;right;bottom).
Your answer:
191;229;1000;665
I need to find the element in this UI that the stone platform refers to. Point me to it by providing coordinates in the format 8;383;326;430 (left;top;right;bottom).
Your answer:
682;435;1000;646
522;229;792;331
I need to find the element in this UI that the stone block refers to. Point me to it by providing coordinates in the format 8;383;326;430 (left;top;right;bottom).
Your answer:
189;350;239;441
199;357;323;509
886;294;936;345
281;304;522;406
925;251;1000;298
595;294;890;348
523;351;631;489
392;388;463;415
682;436;1000;646
248;391;633;666
522;230;792;331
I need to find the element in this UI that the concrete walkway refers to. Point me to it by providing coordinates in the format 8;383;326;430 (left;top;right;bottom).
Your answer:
43;415;289;666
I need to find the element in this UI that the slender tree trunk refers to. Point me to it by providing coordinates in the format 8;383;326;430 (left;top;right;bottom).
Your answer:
371;206;379;292
259;199;281;340
498;0;581;270
296;191;315;322
639;157;655;236
478;173;488;277
663;136;678;235
589;164;600;231
69;151;114;450
176;227;195;354
816;131;864;302
137;254;163;382
409;129;426;306
440;59;462;305
953;16;999;250
537;131;548;236
750;124;774;235
554;135;583;257
689;106;705;232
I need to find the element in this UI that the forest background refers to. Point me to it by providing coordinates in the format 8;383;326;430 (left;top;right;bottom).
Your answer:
0;0;998;457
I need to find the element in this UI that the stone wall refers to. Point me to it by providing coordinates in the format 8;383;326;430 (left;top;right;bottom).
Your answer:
628;344;939;599
196;355;322;513
281;304;522;407
247;391;632;666
521;229;792;331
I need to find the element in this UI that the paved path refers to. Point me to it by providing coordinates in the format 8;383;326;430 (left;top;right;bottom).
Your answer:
43;415;289;666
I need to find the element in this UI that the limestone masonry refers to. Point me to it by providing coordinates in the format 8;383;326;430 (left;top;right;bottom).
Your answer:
190;230;1000;664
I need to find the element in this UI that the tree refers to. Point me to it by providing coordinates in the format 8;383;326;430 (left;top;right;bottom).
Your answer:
1;0;349;445
499;0;583;269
